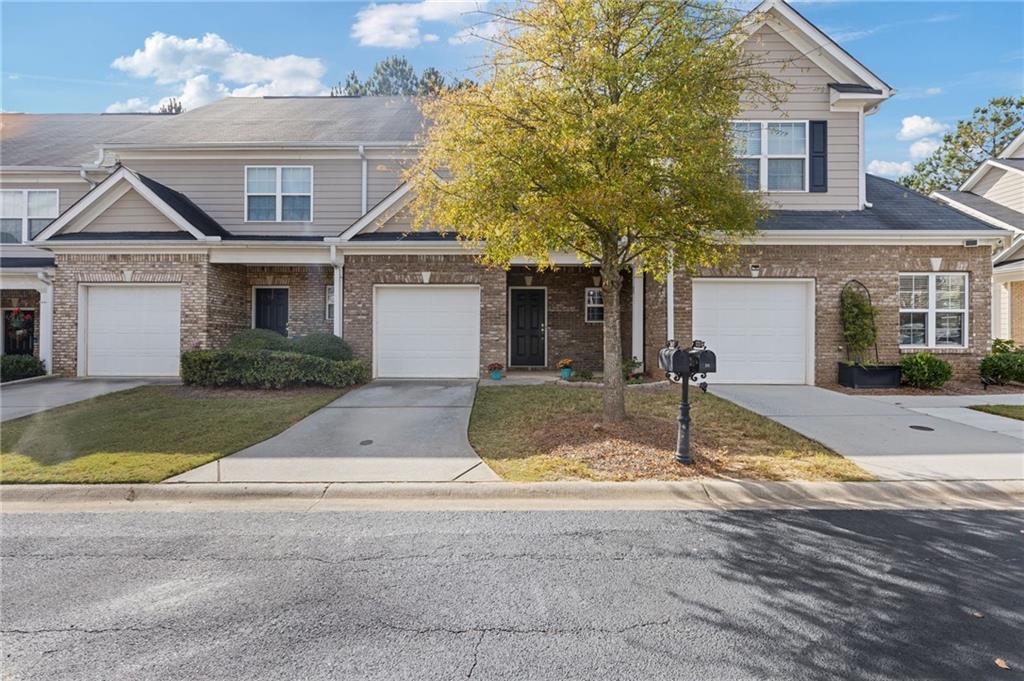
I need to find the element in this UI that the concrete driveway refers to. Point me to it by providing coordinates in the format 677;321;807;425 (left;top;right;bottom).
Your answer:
0;377;153;422
710;385;1024;481
169;380;499;483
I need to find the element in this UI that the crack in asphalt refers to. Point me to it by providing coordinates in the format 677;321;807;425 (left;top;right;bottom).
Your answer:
466;631;484;678
3;625;176;636
373;618;673;637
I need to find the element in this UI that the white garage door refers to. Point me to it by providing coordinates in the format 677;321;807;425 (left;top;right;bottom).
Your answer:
85;286;181;376
692;280;812;384
374;286;481;378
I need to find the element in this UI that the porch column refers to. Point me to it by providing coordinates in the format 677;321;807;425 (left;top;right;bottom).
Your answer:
333;256;344;338
992;279;1006;340
37;274;53;374
631;265;644;370
666;255;675;341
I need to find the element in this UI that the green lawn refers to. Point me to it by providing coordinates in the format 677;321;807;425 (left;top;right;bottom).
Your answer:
969;404;1024;421
1;385;343;483
470;385;873;482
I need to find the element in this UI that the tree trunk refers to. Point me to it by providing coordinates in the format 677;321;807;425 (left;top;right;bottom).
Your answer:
600;257;627;423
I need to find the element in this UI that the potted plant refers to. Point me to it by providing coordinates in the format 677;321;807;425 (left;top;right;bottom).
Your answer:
557;358;573;380
487;362;504;380
8;308;32;339
837;281;901;388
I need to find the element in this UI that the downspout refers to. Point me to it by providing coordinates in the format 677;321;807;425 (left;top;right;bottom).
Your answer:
330;244;344;338
359;145;368;214
80;167;98;189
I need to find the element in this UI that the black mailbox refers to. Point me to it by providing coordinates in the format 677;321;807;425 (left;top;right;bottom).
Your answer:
658;340;716;378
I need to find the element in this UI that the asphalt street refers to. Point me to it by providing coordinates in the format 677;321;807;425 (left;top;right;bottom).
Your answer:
2;510;1022;680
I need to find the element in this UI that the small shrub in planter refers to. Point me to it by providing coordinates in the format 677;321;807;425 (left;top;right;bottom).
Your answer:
486;362;504;380
1;355;46;382
226;328;291;352
181;349;369;389
556;358;573;380
899;352;953;389
980;350;1024;386
290;333;353;361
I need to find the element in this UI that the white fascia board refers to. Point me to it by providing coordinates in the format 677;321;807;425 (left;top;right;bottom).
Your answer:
337;240;475;256
988;159;1024;176
930;193;1022;234
211;246;333;265
339;182;413;240
993;260;1024;278
959;160;1006;192
994;236;1024;265
37;242;211;255
999;131;1024;159
33;167;209;242
750;229;1008;246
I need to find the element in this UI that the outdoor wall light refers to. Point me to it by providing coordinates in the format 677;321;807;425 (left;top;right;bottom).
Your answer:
593;275;602;287
524;275;533;286
931;257;942;272
421;271;432;284
749;264;762;278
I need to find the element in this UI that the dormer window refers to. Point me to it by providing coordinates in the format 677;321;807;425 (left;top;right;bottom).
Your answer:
245;166;313;222
732;121;809;193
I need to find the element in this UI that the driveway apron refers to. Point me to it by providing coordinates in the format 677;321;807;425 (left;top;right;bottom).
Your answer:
168;380;499;483
710;385;1024;481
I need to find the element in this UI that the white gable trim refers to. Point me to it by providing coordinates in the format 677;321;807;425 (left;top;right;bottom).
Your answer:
999;131;1024;159
959;159;1024;193
33;167;212;242
339;182;413;241
742;0;892;97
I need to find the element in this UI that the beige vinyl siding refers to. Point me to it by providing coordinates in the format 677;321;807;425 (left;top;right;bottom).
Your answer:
367;160;406;208
125;158;364;236
973;167;1024;212
739;24;861;210
69;188;179;233
376;205;415;233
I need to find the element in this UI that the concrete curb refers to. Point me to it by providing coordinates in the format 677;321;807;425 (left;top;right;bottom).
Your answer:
2;479;1021;512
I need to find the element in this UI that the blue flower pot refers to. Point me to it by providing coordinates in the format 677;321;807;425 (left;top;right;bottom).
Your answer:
559;367;572;380
490;370;503;380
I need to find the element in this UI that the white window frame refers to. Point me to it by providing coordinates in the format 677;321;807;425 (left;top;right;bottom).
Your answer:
1;189;59;243
732;120;809;193
585;287;604;324
244;166;313;223
898;272;969;349
325;285;334;321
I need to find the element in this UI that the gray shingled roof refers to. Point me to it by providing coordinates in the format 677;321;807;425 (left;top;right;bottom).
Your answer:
758;175;1003;231
106;97;425;146
0;113;166;167
933;190;1024;230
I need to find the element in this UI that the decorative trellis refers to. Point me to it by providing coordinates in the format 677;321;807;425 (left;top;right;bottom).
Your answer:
840;279;879;364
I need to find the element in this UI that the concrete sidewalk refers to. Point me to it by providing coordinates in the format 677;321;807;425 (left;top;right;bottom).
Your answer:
2;479;1021;512
169;380;499;483
711;385;1024;481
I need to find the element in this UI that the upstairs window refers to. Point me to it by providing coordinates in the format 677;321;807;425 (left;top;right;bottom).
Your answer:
245;166;312;222
732;121;808;192
1;189;59;243
899;273;968;348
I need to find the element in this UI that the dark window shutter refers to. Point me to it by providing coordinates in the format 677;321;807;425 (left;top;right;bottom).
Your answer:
809;120;827;192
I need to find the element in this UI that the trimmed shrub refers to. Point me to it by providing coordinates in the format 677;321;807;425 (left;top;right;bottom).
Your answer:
290;333;353;361
1;355;46;383
899;352;953;389
840;285;878;364
980;350;1024;386
181;349;369;389
992;338;1018;354
226;329;291;353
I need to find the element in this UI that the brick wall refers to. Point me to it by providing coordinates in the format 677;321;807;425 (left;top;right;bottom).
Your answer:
1011;280;1024;344
243;266;333;338
1;289;41;357
342;255;506;376
642;244;992;385
507;266;632;372
207;264;248;348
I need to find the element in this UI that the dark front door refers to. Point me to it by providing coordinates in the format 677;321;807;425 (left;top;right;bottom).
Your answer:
254;288;289;336
510;288;545;366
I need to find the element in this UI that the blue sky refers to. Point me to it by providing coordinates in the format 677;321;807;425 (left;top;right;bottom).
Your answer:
2;1;1022;177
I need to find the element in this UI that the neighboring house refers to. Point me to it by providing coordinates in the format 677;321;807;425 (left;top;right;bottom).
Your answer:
932;132;1024;343
0;0;1009;384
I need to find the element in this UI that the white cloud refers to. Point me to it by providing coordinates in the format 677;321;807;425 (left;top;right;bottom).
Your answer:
867;160;914;178
105;97;150;113
449;19;502;45
909;137;940;161
107;32;327;113
925;87;942;96
351;0;481;48
897;115;948;141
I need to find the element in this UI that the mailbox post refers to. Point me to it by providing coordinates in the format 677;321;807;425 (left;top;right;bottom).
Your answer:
658;340;716;465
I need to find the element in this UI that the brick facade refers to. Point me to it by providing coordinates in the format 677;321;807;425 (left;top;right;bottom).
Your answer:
342;254;506;376
243;265;333;338
643;244;992;385
507;266;632;372
1;289;41;357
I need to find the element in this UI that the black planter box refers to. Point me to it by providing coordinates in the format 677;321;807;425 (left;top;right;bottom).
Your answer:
837;362;901;389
